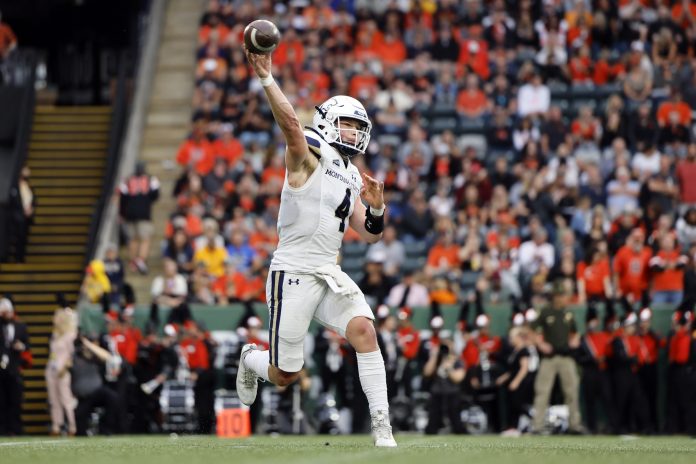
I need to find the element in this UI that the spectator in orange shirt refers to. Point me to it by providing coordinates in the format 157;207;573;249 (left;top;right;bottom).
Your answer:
273;28;304;74
348;64;379;101
569;46;593;84
302;0;334;29
592;50;625;85
212;123;243;168
613;228;652;309
198;13;230;46
649;234;687;305
456;75;490;121
248;217;278;260
671;0;696;28
212;259;247;305
657;89;692;127
377;31;407;67
176;124;215;176
300;58;330;105
577;247;612;305
458;40;490;81
261;155;285;186
426;230;461;278
0;9;17;61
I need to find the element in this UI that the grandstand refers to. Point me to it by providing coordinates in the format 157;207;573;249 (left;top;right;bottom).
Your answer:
1;0;696;439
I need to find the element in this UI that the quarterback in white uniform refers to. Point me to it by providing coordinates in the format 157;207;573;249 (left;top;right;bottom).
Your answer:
236;47;397;447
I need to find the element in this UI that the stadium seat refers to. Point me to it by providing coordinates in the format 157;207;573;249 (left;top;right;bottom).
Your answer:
456;118;486;136
342;242;368;257
460;270;480;290
457;134;487;156
428;117;458;134
341;257;365;274
401;256;427;274
405;240;428;257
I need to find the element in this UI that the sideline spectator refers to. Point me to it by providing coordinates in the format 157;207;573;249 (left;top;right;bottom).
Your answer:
46;305;77;436
118;162;160;275
0;297;31;436
531;284;583;434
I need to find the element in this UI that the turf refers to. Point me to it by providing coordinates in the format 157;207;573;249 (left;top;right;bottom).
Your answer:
1;435;695;464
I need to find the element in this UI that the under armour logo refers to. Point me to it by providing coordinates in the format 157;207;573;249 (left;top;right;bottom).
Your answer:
288;279;300;285
333;159;340;167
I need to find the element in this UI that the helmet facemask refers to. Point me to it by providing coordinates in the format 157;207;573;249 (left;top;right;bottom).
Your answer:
313;96;372;158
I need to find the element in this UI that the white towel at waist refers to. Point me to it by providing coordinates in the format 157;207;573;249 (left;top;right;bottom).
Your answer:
315;263;361;298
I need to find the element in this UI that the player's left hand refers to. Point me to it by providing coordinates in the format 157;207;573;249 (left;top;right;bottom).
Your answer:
360;173;384;210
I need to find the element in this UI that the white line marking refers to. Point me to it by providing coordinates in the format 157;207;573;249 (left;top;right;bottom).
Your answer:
0;440;66;447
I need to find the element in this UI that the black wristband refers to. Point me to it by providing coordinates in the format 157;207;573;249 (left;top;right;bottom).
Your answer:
365;208;384;235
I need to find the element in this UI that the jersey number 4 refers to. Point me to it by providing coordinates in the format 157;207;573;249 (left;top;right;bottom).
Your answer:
334;188;352;232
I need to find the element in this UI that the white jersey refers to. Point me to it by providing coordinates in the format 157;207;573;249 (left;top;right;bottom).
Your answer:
270;129;363;273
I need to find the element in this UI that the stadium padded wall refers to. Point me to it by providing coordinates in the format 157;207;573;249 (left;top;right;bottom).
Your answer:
78;303;677;338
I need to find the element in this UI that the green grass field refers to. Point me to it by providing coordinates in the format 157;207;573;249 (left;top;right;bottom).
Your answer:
1;435;695;464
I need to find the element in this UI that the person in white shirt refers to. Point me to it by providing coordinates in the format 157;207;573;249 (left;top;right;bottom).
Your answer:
631;144;661;181
386;271;430;308
151;258;188;307
366;225;406;277
517;74;550;118
606;166;641;219
518;229;555;278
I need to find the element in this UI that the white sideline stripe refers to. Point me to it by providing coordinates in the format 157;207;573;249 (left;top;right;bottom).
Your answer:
0;440;67;447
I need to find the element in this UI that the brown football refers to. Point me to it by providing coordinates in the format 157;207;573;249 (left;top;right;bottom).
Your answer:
244;19;281;55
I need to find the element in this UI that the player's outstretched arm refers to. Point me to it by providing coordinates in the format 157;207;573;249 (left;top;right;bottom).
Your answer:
349;173;385;244
245;48;310;172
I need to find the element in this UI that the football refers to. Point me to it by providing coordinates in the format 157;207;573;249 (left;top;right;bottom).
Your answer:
243;19;280;55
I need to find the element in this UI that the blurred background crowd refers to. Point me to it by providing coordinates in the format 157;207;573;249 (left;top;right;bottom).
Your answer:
4;0;696;438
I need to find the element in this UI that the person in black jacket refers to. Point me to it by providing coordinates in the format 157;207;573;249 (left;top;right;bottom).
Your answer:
577;307;616;434
679;250;696;313
118;162;160;275
609;313;650;434
0;297;31;435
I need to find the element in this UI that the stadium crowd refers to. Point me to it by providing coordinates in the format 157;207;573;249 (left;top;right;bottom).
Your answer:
45;0;696;437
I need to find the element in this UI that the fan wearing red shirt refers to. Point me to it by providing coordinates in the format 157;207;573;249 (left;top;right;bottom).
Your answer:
213;259;248;305
180;321;217;432
457;74;490;120
425;231;461;277
396;307;420;399
657;90;692;127
649;234;687;305
613;228;652;310
212;124;243;168
578;307;616;433
577;247;612;305
676;143;696;206
609;313;650;433
176;125;215;176
461;313;502;369
244;316;270;351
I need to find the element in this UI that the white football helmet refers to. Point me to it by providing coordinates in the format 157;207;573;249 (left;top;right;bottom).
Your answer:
312;95;372;158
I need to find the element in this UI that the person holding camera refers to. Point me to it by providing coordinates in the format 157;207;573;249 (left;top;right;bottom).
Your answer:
422;338;466;435
71;336;120;435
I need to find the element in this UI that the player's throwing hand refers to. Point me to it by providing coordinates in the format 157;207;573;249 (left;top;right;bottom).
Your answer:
360;172;384;210
244;47;271;79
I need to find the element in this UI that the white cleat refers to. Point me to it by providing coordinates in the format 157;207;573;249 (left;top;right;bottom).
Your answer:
236;343;259;406
371;410;397;447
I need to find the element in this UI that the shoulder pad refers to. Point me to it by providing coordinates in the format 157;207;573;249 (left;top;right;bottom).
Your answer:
305;132;322;158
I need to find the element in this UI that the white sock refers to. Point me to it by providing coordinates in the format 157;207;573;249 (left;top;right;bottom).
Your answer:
356;350;389;415
243;349;270;382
